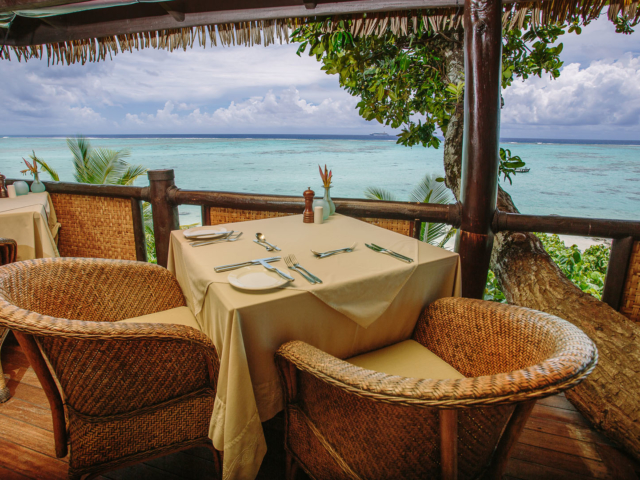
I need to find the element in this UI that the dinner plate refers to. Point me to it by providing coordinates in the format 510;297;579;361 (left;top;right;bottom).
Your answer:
228;266;290;291
183;225;229;239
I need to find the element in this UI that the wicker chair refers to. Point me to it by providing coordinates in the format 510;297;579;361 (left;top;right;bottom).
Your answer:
0;257;221;480
275;297;598;480
0;237;18;402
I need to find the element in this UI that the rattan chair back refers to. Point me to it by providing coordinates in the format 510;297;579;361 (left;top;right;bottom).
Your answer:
0;257;221;479
276;297;597;480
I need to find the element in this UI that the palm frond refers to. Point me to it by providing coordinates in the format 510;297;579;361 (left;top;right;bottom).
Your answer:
409;174;453;205
116;164;148;185
67;136;91;183
30;151;59;181
364;186;397;201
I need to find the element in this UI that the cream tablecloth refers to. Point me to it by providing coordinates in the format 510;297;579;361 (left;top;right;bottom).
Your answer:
168;214;460;480
0;192;60;260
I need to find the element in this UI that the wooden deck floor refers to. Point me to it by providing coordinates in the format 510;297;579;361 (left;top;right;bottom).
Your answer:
1;336;639;480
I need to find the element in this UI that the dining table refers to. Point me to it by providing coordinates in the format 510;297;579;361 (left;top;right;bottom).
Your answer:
0;192;60;261
167;213;461;480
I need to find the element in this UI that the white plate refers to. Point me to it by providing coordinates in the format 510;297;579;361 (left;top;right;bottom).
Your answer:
228;265;290;291
183;225;229;239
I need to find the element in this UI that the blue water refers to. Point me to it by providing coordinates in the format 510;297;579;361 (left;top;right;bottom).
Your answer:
1;135;638;225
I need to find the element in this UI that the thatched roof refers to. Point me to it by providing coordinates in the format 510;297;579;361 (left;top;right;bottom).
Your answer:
0;0;637;66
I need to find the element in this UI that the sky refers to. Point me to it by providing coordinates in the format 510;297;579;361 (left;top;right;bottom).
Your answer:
0;13;639;140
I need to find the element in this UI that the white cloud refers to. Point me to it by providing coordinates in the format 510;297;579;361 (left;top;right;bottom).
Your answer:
121;87;367;132
502;55;640;133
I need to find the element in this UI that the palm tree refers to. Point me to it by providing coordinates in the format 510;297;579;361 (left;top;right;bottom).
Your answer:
33;136;147;185
364;174;456;248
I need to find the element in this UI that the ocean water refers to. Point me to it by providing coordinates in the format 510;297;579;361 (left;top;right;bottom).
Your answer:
1;135;638;225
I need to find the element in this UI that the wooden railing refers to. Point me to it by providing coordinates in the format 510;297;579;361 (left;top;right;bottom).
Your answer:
6;172;640;321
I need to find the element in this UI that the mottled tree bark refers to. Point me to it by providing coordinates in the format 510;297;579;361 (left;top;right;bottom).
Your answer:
441;40;640;461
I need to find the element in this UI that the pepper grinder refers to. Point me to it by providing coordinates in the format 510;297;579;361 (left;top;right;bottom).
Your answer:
303;187;315;223
0;174;7;198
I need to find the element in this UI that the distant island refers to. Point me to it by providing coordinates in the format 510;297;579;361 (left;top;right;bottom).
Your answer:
370;132;392;136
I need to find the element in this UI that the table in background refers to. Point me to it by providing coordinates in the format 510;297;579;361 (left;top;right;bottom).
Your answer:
168;214;460;480
0;192;60;261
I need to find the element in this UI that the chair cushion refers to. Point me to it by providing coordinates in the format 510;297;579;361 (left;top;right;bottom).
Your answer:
118;306;201;331
347;340;465;380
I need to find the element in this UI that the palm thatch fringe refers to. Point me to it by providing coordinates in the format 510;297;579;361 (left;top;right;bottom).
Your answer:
0;0;636;66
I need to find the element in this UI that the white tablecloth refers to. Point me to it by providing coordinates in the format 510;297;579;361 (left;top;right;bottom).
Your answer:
168;214;460;480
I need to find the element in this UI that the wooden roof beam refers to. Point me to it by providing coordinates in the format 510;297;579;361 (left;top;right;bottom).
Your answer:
1;0;540;47
0;0;87;14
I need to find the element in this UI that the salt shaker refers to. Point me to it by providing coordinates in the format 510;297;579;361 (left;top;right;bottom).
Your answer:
303;187;315;223
314;206;324;224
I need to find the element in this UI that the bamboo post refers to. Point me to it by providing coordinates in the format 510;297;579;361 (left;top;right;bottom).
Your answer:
456;0;503;298
602;236;634;310
148;169;179;267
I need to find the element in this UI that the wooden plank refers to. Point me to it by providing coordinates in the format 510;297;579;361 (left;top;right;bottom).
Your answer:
0;415;64;460
596;443;640;480
531;403;592;428
526;416;612;446
537;394;578;411
5;379;49;408
510;443;610;479
6;179;149;201
173;189;458;225
494;212;640;240
0;465;34;480
2;362;42;389
505;457;601;480
0;398;54;432
518;428;602;461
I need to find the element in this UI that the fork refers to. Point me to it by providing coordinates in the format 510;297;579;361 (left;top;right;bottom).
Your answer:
284;256;316;284
310;242;357;258
290;254;322;284
190;232;243;247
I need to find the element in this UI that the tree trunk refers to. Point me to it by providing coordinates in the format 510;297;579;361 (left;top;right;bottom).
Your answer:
441;42;640;461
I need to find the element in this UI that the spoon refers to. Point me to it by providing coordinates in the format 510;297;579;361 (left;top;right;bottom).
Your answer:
255;233;281;251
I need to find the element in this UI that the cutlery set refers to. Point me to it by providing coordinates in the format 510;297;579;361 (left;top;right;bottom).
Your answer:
188;229;413;289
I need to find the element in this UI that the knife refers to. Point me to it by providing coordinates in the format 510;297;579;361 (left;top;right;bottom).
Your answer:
214;256;281;272
257;259;295;282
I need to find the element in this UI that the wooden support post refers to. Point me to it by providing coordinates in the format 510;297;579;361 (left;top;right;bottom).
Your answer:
413;219;422;240
201;205;212;226
457;0;503;299
148;169;179;268
602;236;634;310
485;400;536;479
439;409;458;480
131;198;147;262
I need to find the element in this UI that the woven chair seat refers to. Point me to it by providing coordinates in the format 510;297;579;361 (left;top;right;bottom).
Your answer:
0;257;221;480
275;297;598;480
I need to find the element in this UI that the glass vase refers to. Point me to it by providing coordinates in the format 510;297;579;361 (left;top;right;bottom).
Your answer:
324;186;336;216
30;172;46;193
313;189;330;221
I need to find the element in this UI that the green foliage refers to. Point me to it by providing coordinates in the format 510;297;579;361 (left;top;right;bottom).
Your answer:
29;151;60;181
537;233;610;299
499;148;526;185
67;136;147;185
484;234;611;302
484;270;506;303
365;174;456;248
293;14;578;153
